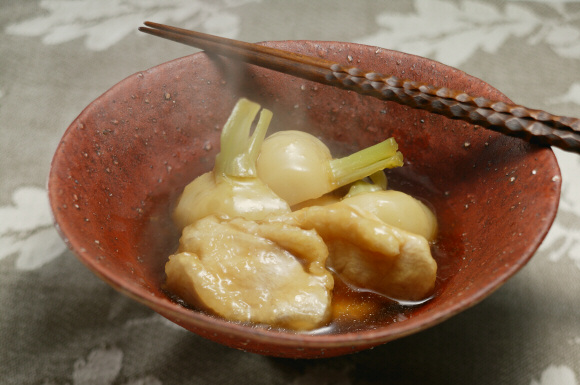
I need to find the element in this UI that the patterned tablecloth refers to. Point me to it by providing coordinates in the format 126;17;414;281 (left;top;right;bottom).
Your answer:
1;1;579;384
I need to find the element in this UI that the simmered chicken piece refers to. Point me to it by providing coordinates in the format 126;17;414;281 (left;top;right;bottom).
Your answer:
165;215;334;331
274;204;437;301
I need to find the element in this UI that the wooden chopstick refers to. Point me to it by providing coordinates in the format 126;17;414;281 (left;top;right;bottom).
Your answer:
139;21;580;154
139;21;335;84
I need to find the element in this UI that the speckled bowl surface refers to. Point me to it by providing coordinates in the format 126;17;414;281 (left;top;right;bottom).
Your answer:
48;41;561;358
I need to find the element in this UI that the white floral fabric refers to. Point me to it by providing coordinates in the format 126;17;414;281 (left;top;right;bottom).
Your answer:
1;0;579;384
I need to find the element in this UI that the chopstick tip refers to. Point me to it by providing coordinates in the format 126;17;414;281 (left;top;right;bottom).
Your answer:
143;21;160;28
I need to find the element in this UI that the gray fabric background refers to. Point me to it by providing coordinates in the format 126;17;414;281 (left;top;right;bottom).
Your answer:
1;1;579;384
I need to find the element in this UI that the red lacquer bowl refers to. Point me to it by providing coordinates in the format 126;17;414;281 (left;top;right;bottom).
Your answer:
48;41;561;358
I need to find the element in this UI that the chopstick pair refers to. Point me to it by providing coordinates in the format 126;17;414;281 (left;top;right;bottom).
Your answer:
139;21;580;154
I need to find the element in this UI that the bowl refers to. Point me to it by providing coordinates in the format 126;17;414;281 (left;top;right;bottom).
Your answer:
48;40;561;358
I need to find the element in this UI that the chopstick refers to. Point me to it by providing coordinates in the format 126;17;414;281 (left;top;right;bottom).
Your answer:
139;21;580;154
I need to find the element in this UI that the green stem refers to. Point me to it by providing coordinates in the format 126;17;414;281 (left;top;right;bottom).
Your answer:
344;170;389;198
214;98;272;178
369;169;388;190
246;109;273;166
329;138;403;188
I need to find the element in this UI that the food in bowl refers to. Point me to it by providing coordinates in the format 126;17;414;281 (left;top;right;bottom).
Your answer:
165;98;438;331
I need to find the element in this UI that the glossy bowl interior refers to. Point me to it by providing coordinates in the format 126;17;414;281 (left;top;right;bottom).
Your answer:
48;41;561;358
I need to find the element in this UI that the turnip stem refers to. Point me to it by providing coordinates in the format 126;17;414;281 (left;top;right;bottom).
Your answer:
247;109;273;165
329;138;403;188
215;98;272;178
